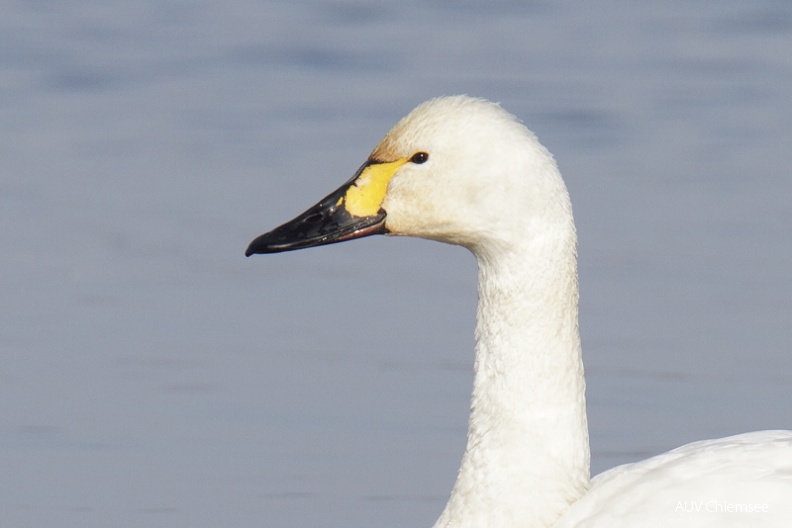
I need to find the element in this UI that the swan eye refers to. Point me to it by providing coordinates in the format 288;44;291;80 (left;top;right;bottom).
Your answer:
410;152;429;164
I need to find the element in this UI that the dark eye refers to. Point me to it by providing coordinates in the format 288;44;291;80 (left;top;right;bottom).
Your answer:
410;152;429;164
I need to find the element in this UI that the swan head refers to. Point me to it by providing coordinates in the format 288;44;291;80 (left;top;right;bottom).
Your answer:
246;96;571;257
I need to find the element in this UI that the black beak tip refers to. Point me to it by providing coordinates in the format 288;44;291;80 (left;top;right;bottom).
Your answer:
244;239;257;257
245;233;268;257
245;235;271;257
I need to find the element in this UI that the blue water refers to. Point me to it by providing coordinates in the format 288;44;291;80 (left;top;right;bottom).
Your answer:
2;2;791;527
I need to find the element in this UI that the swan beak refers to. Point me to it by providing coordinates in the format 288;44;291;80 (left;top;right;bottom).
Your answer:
245;158;407;256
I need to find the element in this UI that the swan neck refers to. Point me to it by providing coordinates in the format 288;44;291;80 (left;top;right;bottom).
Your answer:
435;235;589;528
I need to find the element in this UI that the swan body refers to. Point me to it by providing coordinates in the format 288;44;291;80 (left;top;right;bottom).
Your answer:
246;96;792;527
556;430;792;527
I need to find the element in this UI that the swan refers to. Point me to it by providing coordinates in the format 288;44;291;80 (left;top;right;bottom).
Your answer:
245;96;792;527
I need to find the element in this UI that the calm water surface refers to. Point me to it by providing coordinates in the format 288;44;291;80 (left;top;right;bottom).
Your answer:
2;2;791;527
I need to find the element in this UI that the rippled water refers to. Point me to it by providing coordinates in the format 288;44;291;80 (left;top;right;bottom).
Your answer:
2;2;791;527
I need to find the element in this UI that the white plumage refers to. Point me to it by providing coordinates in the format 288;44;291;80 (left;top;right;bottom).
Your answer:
557;430;792;527
248;96;792;527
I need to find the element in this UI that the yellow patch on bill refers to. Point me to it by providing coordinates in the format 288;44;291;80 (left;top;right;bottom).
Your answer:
344;158;408;217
